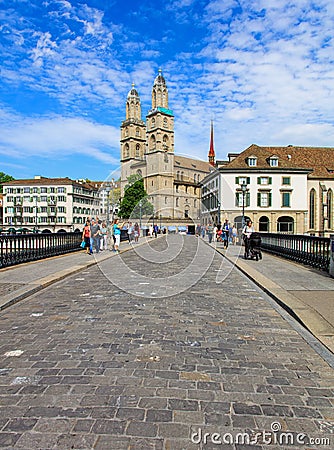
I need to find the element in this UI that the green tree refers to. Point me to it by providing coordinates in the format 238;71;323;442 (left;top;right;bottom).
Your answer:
119;176;153;219
0;172;15;193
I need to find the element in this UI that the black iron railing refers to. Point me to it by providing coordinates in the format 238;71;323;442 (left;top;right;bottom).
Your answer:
0;232;82;269
259;233;330;272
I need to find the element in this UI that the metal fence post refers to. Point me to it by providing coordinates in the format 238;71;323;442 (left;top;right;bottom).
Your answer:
329;234;334;278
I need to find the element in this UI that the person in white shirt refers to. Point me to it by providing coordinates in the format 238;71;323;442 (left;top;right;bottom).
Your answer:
242;219;255;258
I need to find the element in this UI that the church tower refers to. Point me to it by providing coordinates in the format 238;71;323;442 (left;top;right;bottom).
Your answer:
120;84;146;194
145;69;175;219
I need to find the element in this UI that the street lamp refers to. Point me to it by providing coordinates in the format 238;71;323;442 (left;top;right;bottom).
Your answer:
105;183;111;226
159;213;162;230
240;180;248;228
139;200;142;228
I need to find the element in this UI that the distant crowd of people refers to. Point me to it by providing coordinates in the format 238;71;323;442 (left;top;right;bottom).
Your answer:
195;219;255;248
81;217;161;254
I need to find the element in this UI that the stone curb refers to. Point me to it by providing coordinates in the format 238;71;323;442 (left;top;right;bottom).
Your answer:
214;245;334;354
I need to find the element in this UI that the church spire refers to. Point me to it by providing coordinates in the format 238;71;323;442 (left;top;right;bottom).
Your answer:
208;120;215;166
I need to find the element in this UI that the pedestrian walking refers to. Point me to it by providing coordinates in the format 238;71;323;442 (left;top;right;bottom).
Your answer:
99;221;108;251
206;222;214;243
82;219;92;254
134;222;140;243
113;218;125;254
90;218;101;253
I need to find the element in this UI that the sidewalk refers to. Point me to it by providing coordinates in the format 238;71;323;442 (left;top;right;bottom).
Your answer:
1;236;334;355
214;240;334;354
0;239;137;311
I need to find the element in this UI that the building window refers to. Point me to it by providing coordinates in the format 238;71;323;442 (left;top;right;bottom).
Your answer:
136;144;140;157
165;197;168;204
257;192;272;207
327;189;332;229
282;177;291;185
257;177;272;185
124;143;129;158
181;171;184;181
248;157;257;167
163;118;168;128
269;157;279;167
185;210;189;219
176;197;179;207
235;192;250;207
282;192;291;207
235;176;250;185
135;127;140;137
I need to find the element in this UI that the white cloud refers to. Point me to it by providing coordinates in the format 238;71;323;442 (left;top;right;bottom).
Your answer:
0;110;120;165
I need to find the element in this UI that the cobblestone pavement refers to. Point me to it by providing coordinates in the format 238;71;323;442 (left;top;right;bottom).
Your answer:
0;235;333;449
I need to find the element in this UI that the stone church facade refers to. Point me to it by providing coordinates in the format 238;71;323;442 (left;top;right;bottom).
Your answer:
120;70;213;225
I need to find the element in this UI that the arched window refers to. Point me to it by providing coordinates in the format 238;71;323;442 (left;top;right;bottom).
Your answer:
176;197;179;207
124;143;129;158
309;189;316;229
327;189;333;229
277;216;294;233
151;118;155;129
150;135;156;150
163;118;168;128
259;216;269;232
163;134;169;151
136;127;140;137
181;171;184;181
176;171;180;180
136;144;140;157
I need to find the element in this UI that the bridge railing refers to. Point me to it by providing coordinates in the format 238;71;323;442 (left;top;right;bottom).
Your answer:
259;233;330;272
0;232;82;269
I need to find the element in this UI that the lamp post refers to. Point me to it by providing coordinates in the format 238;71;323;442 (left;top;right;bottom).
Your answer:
105;184;111;226
240;180;248;229
139;200;142;229
159;213;162;230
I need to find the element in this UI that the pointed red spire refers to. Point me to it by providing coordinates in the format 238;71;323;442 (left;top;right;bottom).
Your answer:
208;120;215;166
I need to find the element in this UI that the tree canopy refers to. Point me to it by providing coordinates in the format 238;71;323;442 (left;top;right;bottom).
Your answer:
119;176;153;220
0;172;15;193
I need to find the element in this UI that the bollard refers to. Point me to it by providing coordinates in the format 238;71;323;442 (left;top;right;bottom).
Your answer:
329;234;334;278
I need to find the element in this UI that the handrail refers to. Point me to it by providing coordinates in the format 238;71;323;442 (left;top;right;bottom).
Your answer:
259;233;330;272
0;232;82;269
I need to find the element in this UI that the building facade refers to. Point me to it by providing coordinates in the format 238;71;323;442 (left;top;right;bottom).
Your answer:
2;176;100;232
120;70;212;225
201;144;334;236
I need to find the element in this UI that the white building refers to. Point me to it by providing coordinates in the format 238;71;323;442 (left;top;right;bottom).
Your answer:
201;144;334;235
2;176;100;232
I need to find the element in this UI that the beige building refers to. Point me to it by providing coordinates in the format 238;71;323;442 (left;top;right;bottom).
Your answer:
2;176;100;233
202;144;334;236
120;70;212;226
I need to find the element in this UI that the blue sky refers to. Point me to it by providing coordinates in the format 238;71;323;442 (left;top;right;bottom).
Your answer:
0;0;333;182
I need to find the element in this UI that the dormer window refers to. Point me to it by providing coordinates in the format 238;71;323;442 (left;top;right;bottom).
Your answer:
247;156;257;167
269;155;279;167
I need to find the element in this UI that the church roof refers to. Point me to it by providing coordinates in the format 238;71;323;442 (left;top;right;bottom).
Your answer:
153;68;166;86
127;83;139;98
175;155;213;173
224;144;334;179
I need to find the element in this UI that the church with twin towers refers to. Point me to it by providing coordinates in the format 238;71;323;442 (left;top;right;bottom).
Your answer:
120;69;213;225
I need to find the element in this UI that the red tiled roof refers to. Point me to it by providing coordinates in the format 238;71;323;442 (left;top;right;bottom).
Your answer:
2;177;99;190
224;144;334;179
